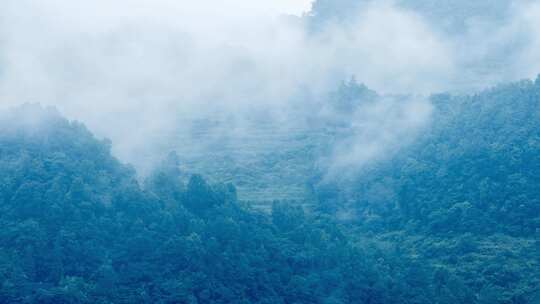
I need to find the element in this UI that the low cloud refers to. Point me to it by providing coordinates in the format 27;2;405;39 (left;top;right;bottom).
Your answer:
0;0;538;177
323;95;433;180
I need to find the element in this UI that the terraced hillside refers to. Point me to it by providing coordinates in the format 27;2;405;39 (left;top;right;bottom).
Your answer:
137;82;375;208
158;119;337;209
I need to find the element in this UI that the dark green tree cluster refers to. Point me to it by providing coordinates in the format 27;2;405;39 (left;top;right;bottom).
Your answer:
311;78;540;302
320;78;540;236
329;77;378;116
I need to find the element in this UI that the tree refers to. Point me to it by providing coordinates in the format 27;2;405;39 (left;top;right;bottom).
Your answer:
185;174;219;214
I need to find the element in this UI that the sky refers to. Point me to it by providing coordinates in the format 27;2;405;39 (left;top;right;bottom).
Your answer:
262;0;313;15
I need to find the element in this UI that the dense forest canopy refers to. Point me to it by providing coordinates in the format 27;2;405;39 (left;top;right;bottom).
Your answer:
0;79;539;302
0;104;464;303
313;76;540;235
1;1;539;303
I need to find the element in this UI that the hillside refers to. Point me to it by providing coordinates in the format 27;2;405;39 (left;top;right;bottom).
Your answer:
1;78;538;302
2;103;537;303
145;80;378;209
308;78;540;303
315;76;540;236
0;104;447;303
1;1;539;303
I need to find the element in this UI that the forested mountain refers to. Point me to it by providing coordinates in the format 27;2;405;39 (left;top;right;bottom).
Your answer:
0;104;456;303
313;76;540;236
1;80;539;302
1;0;539;303
153;79;378;207
309;77;540;303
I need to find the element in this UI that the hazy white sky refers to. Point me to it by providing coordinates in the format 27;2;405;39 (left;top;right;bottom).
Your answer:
269;0;313;15
123;0;314;17
111;0;315;17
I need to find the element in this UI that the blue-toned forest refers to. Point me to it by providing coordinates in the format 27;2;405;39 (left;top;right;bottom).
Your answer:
1;78;538;303
1;0;540;303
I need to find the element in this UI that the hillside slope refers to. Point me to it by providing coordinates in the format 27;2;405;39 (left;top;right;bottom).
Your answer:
317;76;540;236
309;78;540;303
0;104;449;304
1;88;538;302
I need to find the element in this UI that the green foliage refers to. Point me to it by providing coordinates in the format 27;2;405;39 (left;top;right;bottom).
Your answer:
0;105;443;303
310;79;540;303
2;78;539;304
329;77;378;116
335;80;540;236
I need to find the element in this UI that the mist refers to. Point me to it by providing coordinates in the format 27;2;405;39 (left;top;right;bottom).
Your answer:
1;0;539;177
